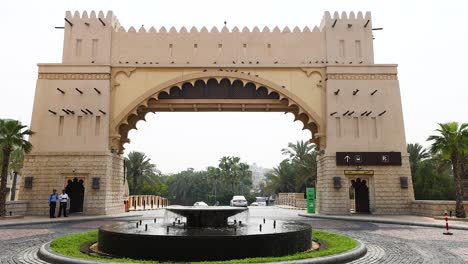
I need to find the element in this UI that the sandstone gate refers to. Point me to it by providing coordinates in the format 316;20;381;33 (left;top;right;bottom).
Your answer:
20;11;414;215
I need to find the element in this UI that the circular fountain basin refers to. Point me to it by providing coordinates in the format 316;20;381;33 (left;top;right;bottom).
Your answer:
98;207;312;262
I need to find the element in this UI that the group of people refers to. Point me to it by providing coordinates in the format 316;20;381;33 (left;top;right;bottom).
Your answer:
48;189;70;218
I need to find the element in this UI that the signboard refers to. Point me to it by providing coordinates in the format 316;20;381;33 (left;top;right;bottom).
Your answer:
336;152;402;166
306;187;315;214
344;170;374;175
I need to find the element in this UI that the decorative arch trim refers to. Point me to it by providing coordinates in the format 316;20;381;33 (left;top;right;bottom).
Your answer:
110;70;324;151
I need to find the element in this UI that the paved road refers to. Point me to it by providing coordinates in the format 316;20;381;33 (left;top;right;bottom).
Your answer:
1;207;467;263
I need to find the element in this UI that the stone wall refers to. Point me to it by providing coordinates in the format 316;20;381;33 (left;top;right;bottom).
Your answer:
19;152;127;216
317;155;414;214
5;201;28;216
276;193;304;207
411;200;468;217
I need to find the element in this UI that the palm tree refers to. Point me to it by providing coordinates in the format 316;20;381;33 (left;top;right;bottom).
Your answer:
407;143;429;177
264;160;297;193
125;151;160;195
282;140;317;191
281;140;314;162
427;122;468;218
207;166;220;203
0;119;33;216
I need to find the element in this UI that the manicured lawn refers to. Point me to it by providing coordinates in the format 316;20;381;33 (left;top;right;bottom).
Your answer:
50;229;357;263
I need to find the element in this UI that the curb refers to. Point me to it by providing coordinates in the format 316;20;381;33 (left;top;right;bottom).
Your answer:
298;213;468;231
0;214;144;228
38;240;367;264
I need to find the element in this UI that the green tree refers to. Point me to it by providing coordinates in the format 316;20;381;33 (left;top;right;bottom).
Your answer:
427;122;468;218
218;156;250;194
125;151;160;195
0;119;33;216
264;160;297;193
207;166;221;203
281;140;317;191
407;143;429;177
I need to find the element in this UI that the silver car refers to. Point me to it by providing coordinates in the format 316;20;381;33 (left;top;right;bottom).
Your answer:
230;196;248;207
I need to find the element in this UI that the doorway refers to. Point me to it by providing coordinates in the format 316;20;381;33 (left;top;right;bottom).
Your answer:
351;178;370;213
65;177;85;213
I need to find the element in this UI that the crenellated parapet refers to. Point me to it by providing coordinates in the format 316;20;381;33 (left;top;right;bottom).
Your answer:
62;11;120;64
62;11;375;66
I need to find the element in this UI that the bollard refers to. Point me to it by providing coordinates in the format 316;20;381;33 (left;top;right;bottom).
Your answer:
173;221;176;227
234;226;237;232
234;219;237;224
259;224;262;232
178;219;181;224
166;226;169;233
263;218;265;224
136;222;139;228
273;220;276;229
143;200;145;210
140;220;142;225
443;212;453;235
9;211;12;216
154;218;157;223
145;224;148;231
450;211;452;217
239;221;242;226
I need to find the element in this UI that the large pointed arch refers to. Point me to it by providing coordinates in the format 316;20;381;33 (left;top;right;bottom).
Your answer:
110;71;324;152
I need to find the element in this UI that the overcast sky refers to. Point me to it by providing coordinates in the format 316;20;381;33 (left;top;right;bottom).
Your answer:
1;1;467;173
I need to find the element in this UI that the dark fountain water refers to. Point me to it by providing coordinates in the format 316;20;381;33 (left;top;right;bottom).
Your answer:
98;206;312;262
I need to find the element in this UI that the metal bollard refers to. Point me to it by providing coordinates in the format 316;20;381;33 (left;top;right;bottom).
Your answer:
263;218;265;224
145;224;148;231
136;222;139;228
273;220;276;229
259;224;262;232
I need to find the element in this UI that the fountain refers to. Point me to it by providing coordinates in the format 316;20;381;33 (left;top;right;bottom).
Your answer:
97;206;312;262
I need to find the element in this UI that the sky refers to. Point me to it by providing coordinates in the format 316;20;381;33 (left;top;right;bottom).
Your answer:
1;0;467;173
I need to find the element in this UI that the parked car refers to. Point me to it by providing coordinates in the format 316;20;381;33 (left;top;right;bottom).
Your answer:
230;195;248;207
193;201;208;207
250;202;259;206
255;197;267;206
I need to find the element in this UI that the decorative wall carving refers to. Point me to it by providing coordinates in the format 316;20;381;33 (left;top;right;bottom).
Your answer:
38;73;110;80
111;67;137;89
327;74;397;80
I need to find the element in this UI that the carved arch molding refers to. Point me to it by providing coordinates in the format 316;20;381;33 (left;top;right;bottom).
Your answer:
110;75;324;153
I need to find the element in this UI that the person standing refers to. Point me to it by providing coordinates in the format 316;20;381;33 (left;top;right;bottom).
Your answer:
58;189;69;217
48;189;58;218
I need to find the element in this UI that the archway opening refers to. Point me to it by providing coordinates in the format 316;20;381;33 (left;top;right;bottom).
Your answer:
115;77;320;153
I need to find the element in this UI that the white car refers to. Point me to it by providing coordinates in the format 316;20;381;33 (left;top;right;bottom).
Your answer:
250;202;259;206
230;196;248;207
193;201;208;207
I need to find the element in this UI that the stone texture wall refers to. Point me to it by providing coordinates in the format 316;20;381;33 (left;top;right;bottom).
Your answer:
5;201;28;216
411;200;468;217
18;152;126;216
276;193;304;207
317;155;414;214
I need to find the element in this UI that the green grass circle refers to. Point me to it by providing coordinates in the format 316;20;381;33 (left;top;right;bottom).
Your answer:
50;229;357;263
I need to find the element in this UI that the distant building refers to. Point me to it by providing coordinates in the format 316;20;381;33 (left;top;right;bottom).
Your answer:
250;163;271;188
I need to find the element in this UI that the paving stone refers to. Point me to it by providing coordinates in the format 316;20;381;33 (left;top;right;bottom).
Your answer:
0;208;467;263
